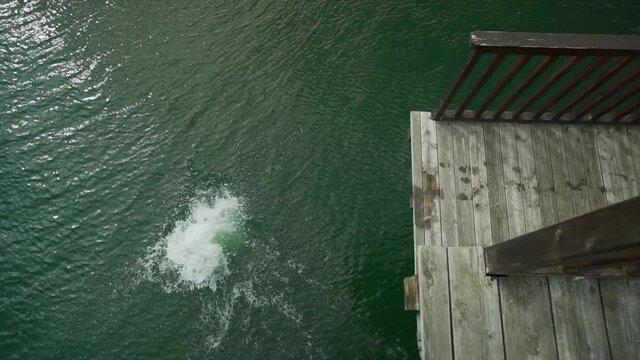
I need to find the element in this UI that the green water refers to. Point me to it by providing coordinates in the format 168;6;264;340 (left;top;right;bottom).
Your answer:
1;1;638;359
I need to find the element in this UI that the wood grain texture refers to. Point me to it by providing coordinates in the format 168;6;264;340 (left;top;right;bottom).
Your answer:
531;125;559;227
598;125;640;360
448;247;504;360
412;118;640;360
549;125;610;360
499;123;557;360
452;122;475;246
469;122;492;247
500;123;526;238
418;245;452;360
411;112;425;268
595;126;623;205
421;112;442;246
579;126;608;212
562;126;591;217
627;127;640;187
437;121;458;246
483;123;509;244
515;124;542;231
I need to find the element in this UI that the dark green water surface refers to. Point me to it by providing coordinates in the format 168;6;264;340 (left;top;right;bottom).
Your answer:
1;1;638;359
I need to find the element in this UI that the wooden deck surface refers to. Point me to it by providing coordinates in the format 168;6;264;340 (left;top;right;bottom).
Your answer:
410;112;640;360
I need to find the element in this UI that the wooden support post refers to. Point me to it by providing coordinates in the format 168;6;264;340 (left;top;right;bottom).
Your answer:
403;275;419;311
484;195;640;277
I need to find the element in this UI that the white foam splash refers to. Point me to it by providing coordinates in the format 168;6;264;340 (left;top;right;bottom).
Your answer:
143;191;243;291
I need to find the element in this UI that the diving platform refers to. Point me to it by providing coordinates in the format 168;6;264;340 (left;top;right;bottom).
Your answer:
408;112;640;359
405;32;640;360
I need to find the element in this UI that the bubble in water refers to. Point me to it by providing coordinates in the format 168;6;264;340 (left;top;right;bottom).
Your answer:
143;190;244;291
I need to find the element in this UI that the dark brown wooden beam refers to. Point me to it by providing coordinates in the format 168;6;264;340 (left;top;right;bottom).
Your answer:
471;31;640;56
484;195;640;277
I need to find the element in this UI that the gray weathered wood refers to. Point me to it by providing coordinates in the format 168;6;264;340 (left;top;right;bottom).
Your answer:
452;122;475;246
598;125;640;360
595;127;623;205
579;126;608;212
563;126;591;217
469;122;492;247
531;124;559;227
551;278;611;359
515;124;542;231
413;114;640;360
483;123;509;244
404;275;420;311
580;126;615;358
437;121;458;246
600;279;640;360
418;245;452;360
627;127;640;186
542;125;610;359
611;126;638;199
470;31;640;55
498;275;557;360
499;123;557;360
421;112;442;246
411;112;425;268
500;123;526;237
547;125;574;220
448;247;504;360
485;159;640;274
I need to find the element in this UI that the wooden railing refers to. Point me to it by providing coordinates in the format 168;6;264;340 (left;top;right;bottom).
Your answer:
434;31;640;124
484;195;640;277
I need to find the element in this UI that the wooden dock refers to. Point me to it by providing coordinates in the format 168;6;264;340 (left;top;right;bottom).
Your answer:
408;112;640;360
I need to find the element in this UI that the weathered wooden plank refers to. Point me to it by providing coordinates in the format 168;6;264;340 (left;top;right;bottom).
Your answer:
421;112;442;246
483;123;509;244
627;127;640;187
533;124;611;358
404;275;419;311
452;122;475;246
470;31;640;56
551;278;612;359
418;245;452;360
611;126;639;200
531;124;559;227
498;275;557;360
551;125;610;359
499;123;557;360
469;122;492;247
579;126;608;212
596;125;640;360
595;126;623;205
547;125;574;220
600;280;640;360
437;121;459;246
515;124;542;231
500;123;526;237
448;247;504;360
411;112;425;268
563;126;591;216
